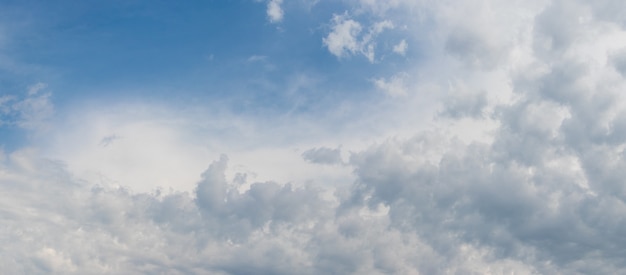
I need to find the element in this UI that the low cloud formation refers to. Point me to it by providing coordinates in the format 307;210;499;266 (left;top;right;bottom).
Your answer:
10;87;626;273
0;146;548;274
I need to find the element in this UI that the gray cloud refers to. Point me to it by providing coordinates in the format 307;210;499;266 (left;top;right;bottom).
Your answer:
610;49;626;77
0;144;548;274
301;146;343;165
439;92;488;119
445;27;502;69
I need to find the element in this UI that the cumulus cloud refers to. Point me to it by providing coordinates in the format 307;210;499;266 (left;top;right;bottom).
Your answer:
0;146;556;274
267;0;284;23
323;13;394;63
322;13;362;59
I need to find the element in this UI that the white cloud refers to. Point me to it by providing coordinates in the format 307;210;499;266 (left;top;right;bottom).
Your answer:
267;0;284;23
0;83;53;131
247;55;268;62
322;13;362;59
323;14;394;63
373;72;408;97
393;39;408;55
27;82;47;96
361;20;394;62
39;102;359;194
0;147;556;274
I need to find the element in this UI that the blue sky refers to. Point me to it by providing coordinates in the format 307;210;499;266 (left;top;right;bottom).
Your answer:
1;0;422;152
4;0;626;274
1;0;413;107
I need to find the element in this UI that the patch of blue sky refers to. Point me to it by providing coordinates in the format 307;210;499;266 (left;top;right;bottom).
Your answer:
0;0;422;150
0;126;26;152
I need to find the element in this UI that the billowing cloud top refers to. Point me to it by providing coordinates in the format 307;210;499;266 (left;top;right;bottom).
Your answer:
2;0;626;274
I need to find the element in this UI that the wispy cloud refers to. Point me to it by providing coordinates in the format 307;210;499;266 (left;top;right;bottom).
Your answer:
0;83;53;131
323;13;394;63
392;39;407;55
99;134;122;147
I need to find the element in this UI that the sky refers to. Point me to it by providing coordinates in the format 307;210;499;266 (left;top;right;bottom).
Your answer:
2;0;626;274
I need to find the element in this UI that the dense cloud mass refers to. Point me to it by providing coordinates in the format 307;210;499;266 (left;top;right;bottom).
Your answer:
4;0;626;274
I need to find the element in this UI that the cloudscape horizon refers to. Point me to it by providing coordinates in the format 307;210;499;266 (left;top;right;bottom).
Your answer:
2;0;626;274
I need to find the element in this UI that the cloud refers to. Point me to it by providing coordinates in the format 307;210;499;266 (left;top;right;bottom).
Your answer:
0;149;334;274
39;101;362;194
323;13;394;63
99;134;122;147
373;72;408;97
345;71;626;271
0;147;552;274
267;0;284;23
610;48;626;77
302;146;343;165
0;82;53;131
439;91;488;119
322;13;362;59
27;82;47;96
247;55;268;63
392;39;407;55
9;106;624;274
